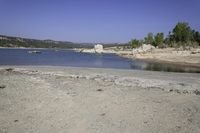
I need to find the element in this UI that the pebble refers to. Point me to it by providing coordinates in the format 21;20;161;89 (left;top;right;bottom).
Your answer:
0;85;6;89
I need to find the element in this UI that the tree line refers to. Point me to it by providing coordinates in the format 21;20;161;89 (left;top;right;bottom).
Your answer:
129;22;200;48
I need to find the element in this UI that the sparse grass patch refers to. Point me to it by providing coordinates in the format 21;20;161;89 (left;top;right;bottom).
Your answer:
5;68;14;72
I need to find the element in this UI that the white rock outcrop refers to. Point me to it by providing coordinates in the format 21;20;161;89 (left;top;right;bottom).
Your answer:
132;44;155;55
94;44;103;53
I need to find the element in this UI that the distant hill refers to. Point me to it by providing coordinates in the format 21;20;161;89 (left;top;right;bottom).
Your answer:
0;35;128;49
0;35;93;48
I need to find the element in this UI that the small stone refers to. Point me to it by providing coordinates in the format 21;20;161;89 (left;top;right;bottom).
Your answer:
0;85;6;89
178;83;185;86
14;120;18;122
97;89;103;92
100;113;106;116
176;126;181;129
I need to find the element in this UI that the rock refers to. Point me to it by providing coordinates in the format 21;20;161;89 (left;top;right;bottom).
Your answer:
0;85;6;89
172;50;191;56
14;120;19;122
193;90;200;95
142;44;155;51
97;89;103;91
191;49;200;54
94;44;103;53
100;113;106;116
82;49;95;53
132;44;155;55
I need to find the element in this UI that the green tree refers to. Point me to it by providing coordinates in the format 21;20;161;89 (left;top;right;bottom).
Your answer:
129;39;141;48
144;32;154;44
193;31;200;45
154;33;164;48
172;22;192;43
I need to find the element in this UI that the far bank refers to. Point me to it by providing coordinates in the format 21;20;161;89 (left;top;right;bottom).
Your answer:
74;46;200;68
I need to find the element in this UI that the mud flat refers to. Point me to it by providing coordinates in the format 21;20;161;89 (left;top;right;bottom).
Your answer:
0;66;200;133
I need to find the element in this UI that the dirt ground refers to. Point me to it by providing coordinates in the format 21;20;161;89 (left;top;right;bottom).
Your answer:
0;66;200;133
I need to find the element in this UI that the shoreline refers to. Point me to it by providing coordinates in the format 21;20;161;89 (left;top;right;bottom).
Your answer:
74;47;200;68
120;54;200;68
0;65;200;96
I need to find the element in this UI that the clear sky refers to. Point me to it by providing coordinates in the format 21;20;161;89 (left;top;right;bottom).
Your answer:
0;0;199;43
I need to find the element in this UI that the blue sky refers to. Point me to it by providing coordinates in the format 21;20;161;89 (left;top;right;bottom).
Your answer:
0;0;199;43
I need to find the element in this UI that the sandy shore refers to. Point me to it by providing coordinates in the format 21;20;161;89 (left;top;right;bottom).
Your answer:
121;48;200;68
75;48;200;67
0;66;200;133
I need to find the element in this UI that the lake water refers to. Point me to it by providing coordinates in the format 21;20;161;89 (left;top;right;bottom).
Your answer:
0;48;200;73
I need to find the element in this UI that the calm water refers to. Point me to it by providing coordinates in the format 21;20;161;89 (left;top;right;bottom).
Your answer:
0;48;200;73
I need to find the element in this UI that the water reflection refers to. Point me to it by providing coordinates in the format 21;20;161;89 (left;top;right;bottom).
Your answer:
130;60;200;73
